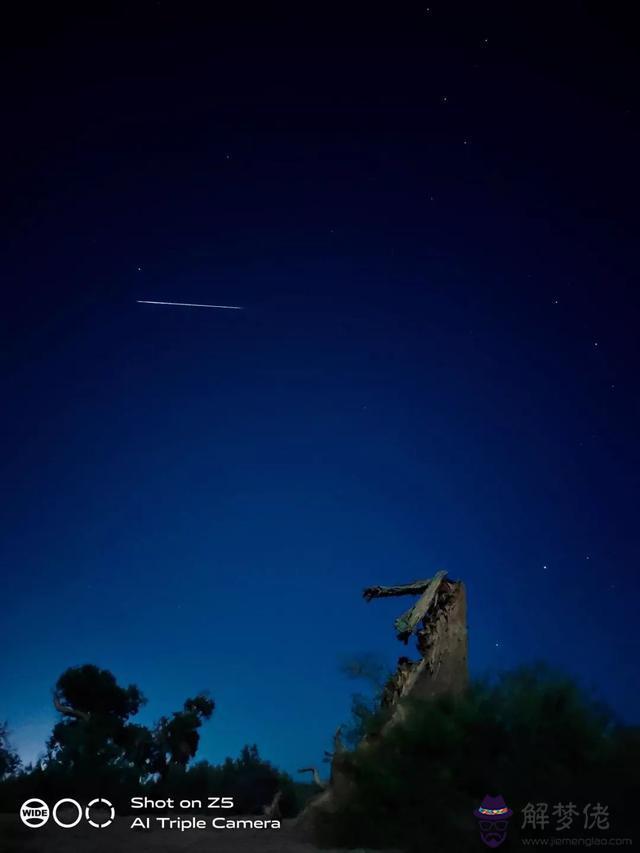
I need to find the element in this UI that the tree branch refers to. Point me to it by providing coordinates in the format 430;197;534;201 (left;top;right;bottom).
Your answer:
262;790;282;818
363;578;433;601
323;725;345;762
53;693;90;722
393;570;448;642
297;767;327;789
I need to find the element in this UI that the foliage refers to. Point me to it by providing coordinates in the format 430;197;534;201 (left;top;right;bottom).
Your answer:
0;665;307;818
0;723;20;779
45;664;214;784
318;664;639;851
150;694;215;778
340;653;393;748
0;743;307;817
47;665;146;776
55;663;144;719
152;745;304;817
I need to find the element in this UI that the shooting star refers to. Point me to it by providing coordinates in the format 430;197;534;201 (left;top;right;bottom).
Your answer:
137;300;243;310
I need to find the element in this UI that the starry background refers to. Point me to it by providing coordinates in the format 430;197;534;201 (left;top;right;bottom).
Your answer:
1;2;638;775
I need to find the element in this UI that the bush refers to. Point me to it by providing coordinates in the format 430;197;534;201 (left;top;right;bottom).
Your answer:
0;744;306;818
0;723;20;780
151;745;302;817
318;664;638;851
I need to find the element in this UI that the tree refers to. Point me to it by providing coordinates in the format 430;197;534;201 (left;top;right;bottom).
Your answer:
47;665;214;783
53;664;144;720
0;723;20;779
48;664;147;773
150;694;215;779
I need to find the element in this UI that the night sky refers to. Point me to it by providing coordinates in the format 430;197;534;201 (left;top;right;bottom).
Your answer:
1;3;638;776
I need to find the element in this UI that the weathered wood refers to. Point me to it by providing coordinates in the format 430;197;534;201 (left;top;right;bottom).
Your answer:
386;581;469;719
393;570;448;642
296;571;468;841
262;789;282;818
363;579;433;601
297;767;328;790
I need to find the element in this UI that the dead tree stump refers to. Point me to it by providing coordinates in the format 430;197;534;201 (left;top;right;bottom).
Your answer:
296;570;469;837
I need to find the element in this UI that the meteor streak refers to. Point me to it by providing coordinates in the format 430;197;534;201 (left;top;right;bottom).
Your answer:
137;300;243;310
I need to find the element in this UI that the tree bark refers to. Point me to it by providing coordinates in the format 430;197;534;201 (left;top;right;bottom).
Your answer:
392;570;448;642
363;578;433;601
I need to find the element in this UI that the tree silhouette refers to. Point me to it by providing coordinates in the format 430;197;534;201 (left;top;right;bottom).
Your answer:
150;694;215;778
48;664;147;772
0;723;20;779
47;664;214;781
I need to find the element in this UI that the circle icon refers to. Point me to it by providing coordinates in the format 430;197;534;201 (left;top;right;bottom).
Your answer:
20;798;49;828
52;798;83;829
86;798;115;828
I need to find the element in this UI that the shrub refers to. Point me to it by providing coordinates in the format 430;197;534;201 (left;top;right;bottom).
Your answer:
319;664;638;851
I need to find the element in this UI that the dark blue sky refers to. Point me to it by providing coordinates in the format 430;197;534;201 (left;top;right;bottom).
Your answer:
1;3;638;774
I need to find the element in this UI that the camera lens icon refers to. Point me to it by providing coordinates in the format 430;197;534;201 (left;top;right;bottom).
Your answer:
52;799;83;828
85;798;115;828
20;798;49;828
19;797;115;830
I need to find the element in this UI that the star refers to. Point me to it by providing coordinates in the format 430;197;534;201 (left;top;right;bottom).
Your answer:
137;266;142;271
594;341;599;348
543;564;548;570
